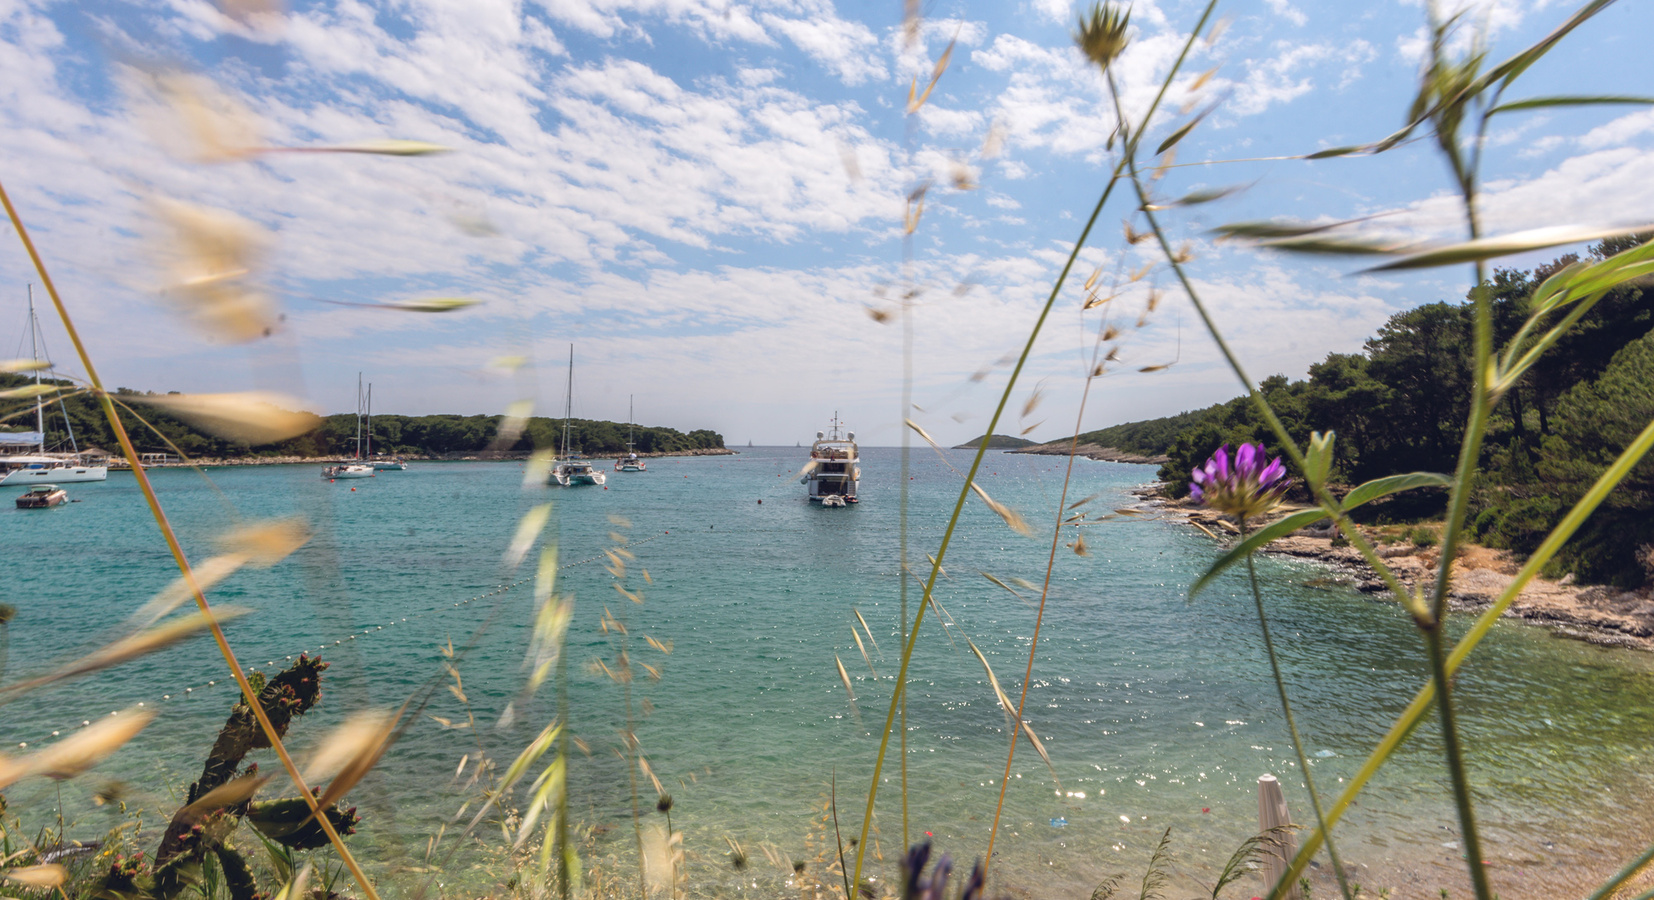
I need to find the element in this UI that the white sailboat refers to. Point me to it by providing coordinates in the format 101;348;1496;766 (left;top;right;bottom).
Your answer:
1;286;108;486
614;395;646;472
322;374;374;480
549;346;605;487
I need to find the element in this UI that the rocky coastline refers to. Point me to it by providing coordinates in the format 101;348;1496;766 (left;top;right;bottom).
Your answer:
1136;486;1654;652
1011;441;1169;464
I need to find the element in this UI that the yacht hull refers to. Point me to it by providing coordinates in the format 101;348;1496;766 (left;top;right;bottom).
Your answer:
1;465;108;485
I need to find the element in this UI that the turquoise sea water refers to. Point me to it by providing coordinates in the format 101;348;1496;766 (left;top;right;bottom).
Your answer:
4;448;1653;898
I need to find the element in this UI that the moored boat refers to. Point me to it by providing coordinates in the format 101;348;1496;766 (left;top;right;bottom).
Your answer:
0;455;108;485
323;375;380;481
549;346;606;487
801;413;859;505
614;395;646;472
323;464;375;479
3;287;107;485
15;484;67;508
554;455;606;486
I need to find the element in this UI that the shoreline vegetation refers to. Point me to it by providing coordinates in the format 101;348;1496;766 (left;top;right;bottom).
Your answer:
102;446;737;468
1;374;729;461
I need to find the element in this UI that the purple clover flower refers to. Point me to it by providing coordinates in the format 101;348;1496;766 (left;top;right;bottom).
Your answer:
1189;443;1291;520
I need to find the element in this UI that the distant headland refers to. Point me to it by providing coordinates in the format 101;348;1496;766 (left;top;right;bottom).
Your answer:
951;433;1039;449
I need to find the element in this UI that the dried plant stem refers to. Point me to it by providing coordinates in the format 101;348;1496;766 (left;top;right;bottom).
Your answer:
0;176;382;900
1103;64;1365;900
1242;523;1352;900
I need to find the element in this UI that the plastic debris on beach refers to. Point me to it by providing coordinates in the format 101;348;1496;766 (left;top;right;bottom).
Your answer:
1049;817;1066;828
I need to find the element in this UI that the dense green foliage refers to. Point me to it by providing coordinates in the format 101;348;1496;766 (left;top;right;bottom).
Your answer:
0;379;724;458
1072;407;1217;456
1074;238;1653;583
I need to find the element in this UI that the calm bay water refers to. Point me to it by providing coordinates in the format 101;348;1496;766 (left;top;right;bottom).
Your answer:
4;448;1652;898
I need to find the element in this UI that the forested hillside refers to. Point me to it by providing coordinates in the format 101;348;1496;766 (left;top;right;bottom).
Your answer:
1086;236;1654;584
0;382;724;459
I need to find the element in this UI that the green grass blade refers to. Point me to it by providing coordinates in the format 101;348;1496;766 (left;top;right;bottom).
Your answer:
1341;472;1453;510
1189;509;1328;598
1274;411;1654;897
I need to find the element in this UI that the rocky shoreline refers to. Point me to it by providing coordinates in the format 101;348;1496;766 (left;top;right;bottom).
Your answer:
1136;486;1654;652
1011;441;1170;464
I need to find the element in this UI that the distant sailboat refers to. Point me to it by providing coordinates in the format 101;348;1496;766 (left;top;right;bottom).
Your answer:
615;395;646;472
550;346;606;487
322;374;374;480
1;286;108;486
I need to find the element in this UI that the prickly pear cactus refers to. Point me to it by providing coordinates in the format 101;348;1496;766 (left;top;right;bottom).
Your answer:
135;654;358;900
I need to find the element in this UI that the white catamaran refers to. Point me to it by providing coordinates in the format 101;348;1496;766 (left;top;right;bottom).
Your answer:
550;347;605;487
1;286;108;486
801;413;858;505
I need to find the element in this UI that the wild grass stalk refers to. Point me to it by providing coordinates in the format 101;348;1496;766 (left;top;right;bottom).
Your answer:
1;176;382;900
1113;1;1654;898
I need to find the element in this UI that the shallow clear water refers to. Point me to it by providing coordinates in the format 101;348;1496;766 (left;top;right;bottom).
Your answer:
3;448;1652;898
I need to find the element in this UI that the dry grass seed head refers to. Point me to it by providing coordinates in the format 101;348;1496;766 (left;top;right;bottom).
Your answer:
182;772;271;821
130;391;319;443
217;518;311;567
142;71;261;163
2;864;67;889
491;399;533;450
503;503;552;570
1020;383;1044;419
969;481;1031;536
126;552;247;630
153;199;278;342
304;709;396;787
3;607;251;698
11;708;156;785
981;120;1006;159
1075;3;1132;72
271;863;313;900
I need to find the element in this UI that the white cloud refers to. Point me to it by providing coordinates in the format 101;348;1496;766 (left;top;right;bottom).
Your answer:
761;9;886;85
1263;0;1308;28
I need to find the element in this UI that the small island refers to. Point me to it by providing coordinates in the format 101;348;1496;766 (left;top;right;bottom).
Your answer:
952;433;1038;449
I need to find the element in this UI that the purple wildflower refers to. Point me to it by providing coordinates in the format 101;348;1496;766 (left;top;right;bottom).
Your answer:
1189;443;1291;519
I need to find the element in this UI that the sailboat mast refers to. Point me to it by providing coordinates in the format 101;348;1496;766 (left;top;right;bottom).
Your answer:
355;373;363;459
366;383;372;459
28;286;43;452
627;394;634;452
561;345;574;458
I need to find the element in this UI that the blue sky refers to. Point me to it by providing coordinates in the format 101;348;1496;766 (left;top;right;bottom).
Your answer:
2;0;1651;447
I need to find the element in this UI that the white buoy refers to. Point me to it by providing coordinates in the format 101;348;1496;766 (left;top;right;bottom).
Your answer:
1258;774;1302;900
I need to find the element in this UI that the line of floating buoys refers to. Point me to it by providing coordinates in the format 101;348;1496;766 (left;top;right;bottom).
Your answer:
14;532;673;748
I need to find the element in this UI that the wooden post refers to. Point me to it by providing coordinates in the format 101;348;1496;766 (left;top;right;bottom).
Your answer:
1258;774;1301;900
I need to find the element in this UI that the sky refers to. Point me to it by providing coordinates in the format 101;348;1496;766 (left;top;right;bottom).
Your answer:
1;0;1651;448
